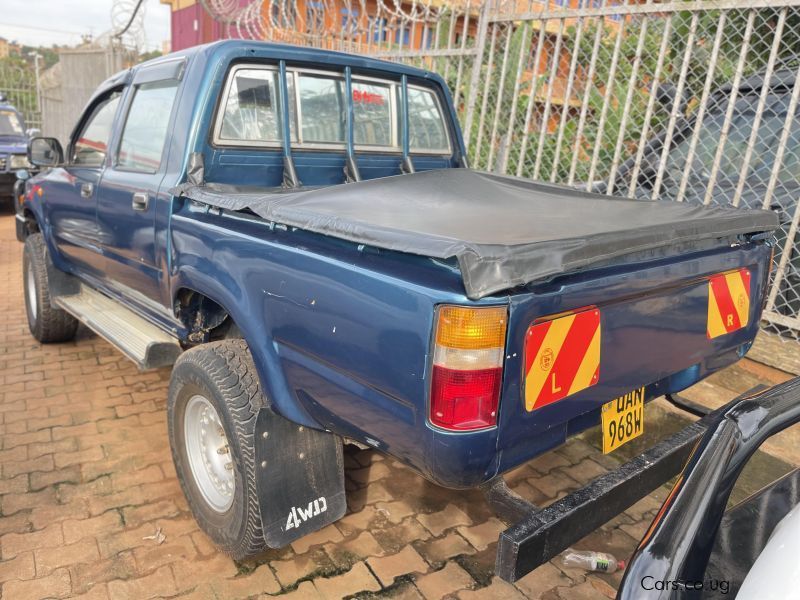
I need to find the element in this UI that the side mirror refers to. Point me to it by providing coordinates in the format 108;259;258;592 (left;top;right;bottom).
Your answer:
25;128;41;138
28;137;64;168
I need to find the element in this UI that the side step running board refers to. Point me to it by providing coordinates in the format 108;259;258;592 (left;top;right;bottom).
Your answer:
54;285;182;370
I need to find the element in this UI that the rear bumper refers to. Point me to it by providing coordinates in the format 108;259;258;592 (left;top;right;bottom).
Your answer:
425;344;747;488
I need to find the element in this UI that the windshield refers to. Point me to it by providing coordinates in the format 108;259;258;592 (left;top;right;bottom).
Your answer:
0;109;24;136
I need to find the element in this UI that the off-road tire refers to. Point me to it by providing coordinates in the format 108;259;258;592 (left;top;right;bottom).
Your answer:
23;233;78;343
167;340;267;559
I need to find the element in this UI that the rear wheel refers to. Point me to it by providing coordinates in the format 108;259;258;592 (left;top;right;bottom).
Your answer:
23;233;78;343
167;340;267;559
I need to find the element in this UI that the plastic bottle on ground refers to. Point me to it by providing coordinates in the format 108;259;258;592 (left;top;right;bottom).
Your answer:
560;549;625;574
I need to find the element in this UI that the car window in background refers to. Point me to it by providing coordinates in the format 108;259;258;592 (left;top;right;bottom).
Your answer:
218;68;297;144
73;92;122;167
298;74;345;144
0;110;23;136
352;81;392;147
406;87;449;152
118;81;180;172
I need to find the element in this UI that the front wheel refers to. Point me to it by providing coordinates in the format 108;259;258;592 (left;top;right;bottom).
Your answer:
23;233;78;343
167;340;267;559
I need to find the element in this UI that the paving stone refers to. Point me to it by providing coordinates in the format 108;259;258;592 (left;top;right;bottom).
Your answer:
325;530;385;569
205;563;282;597
0;551;35;583
2;567;71;599
290;523;344;555
1;523;64;559
458;577;526;600
418;505;472;537
514;562;573;598
34;537;100;575
367;545;429;587
70;551;138;595
312;561;380;599
374;499;416;524
62;510;123;544
529;470;580;500
415;562;474;599
372;517;432;554
107;565;177;600
416;532;476;565
275;580;323;599
558;458;608;484
527;451;570;474
272;548;334;588
457;518;505;552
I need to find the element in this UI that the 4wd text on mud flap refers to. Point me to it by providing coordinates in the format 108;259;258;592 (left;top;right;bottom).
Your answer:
285;497;328;530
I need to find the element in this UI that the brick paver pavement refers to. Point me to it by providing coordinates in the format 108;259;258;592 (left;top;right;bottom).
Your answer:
0;210;795;599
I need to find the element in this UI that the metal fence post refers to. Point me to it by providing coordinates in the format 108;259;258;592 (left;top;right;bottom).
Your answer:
462;0;491;152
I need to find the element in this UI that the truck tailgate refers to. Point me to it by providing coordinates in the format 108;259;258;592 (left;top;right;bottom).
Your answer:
495;240;772;469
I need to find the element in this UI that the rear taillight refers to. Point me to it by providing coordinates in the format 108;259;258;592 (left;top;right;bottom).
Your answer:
430;306;507;431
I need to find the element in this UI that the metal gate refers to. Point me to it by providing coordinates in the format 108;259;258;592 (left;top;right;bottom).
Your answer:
206;0;800;341
0;60;41;130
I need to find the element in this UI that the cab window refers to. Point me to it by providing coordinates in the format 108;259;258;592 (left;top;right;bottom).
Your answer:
117;80;180;172
72;92;121;167
218;68;297;143
298;73;345;144
406;87;448;153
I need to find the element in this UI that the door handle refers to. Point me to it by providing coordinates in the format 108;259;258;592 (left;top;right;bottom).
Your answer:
132;192;149;211
80;183;93;198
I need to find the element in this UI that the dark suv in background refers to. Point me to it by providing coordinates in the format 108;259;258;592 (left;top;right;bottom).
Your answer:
0;95;37;205
595;71;800;327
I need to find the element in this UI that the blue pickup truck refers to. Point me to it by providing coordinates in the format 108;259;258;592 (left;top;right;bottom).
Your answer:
17;41;777;575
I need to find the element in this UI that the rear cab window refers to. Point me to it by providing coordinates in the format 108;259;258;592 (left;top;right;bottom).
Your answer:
213;63;452;155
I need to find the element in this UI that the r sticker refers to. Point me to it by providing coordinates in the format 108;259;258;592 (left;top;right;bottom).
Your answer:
707;269;751;339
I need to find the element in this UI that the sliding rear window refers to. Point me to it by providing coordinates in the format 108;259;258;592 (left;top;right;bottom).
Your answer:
214;64;451;155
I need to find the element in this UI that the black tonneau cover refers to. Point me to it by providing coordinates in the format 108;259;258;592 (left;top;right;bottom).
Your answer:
174;169;778;299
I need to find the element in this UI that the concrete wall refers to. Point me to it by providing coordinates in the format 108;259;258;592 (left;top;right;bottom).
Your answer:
40;47;126;147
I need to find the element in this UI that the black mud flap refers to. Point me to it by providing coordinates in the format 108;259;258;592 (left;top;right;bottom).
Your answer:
254;408;346;548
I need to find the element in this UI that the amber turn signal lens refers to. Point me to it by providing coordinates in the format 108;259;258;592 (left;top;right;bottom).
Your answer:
435;306;508;350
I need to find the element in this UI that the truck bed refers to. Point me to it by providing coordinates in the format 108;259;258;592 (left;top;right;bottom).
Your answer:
174;168;778;299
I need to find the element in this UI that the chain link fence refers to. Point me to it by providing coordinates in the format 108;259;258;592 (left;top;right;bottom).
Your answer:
0;59;41;130
459;0;800;343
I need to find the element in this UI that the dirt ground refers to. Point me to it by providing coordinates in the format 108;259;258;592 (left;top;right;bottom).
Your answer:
0;209;796;599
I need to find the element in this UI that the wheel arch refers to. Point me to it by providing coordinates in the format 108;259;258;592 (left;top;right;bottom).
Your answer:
170;270;322;430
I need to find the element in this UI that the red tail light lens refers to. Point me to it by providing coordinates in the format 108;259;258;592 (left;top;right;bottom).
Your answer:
430;366;502;430
429;306;507;431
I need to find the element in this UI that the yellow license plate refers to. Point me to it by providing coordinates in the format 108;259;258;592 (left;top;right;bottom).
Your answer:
601;387;645;454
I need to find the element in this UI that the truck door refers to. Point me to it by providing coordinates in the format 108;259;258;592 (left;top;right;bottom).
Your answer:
44;90;122;279
94;63;182;306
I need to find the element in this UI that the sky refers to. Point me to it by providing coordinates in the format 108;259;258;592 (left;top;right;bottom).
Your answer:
0;0;171;52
